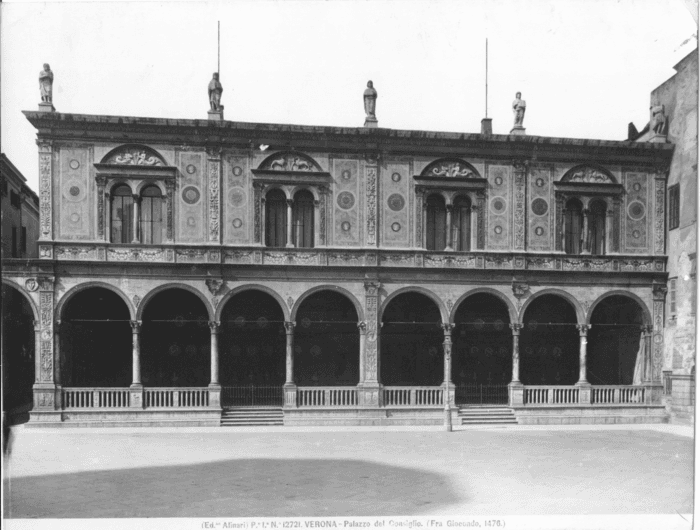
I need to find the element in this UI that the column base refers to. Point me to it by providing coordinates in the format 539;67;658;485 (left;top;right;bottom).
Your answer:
208;383;222;408
130;383;144;409
357;382;382;407
575;381;592;404
644;383;664;405
33;383;60;411
508;381;524;406
283;383;298;408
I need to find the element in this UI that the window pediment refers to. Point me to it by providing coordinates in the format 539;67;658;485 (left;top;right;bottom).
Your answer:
95;145;176;180
100;145;167;166
420;158;481;179
560;165;616;184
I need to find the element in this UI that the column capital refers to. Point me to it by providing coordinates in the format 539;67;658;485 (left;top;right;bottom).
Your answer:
130;320;142;332
641;324;654;335
286;198;294;207
363;281;381;296
132;194;141;203
284;321;296;334
576;324;591;336
509;322;523;334
441;322;455;335
208;320;221;333
54;319;62;331
357;321;368;334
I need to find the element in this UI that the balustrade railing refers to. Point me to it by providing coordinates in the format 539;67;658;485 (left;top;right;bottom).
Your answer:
591;386;645;404
143;388;210;408
455;384;509;405
296;387;358;407
523;386;580;405
383;386;444;407
62;388;131;409
222;386;284;407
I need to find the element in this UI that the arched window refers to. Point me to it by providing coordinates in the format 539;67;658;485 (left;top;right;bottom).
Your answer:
293;190;315;248
111;185;133;243
452;196;471;251
564;198;583;255
588;200;606;256
140;185;164;244
265;189;287;248
426;195;447;251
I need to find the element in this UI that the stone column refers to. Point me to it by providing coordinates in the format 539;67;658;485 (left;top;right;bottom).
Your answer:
555;194;565;252
129;320;144;408
165;180;175;243
650;284;667;401
34;276;59;415
508;323;524;406
445;205;454;251
415;187;425;248
286;199;294;248
283;321;297;408
131;194;141;244
105;191;113;243
442;323;455;432
605;208;614;255
53;320;62;385
359;281;381;406
576;324;591;404
207;321;221;408
358;322;367;384
96;177;107;241
581;209;590;254
476;190;486;249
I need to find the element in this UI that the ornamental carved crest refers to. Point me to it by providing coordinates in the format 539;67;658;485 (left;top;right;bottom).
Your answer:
259;152;321;172
421;158;479;179
101;145;166;166
561;165;615;184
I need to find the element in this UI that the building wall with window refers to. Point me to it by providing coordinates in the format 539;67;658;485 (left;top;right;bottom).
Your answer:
1;154;40;259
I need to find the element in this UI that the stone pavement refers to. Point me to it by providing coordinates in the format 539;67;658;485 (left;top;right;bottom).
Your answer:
1;424;694;519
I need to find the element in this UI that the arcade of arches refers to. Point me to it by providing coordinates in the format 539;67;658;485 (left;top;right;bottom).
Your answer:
3;283;655;416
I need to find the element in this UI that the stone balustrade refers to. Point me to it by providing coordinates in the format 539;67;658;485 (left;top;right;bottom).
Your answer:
591;386;646;405
523;386;581;405
62;388;131;408
296;387;358;407
383;386;444;407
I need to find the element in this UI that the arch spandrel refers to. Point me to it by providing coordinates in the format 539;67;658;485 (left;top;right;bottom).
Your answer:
420;158;481;179
450;288;517;324
55;281;135;321
258;151;322;172
291;285;364;322
560;164;616;184
1;279;40;322
215;284;290;322
586;290;652;326
137;283;213;321
100;144;167;166
380;286;448;324
518;288;585;325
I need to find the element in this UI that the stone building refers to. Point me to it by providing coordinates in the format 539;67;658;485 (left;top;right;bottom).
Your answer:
1;89;676;427
631;50;698;423
1;153;40;260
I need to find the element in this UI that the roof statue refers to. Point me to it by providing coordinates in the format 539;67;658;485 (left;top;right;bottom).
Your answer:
363;80;378;127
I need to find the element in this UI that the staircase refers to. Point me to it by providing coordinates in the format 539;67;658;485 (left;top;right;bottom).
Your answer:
458;406;518;426
220;407;284;427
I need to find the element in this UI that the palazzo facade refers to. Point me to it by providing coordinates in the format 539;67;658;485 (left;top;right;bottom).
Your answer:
2;108;675;426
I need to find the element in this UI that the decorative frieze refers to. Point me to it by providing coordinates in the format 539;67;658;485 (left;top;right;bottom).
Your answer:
526;257;557;270
224;249;255;264
327;252;365;267
562;258;613;272
263;251;320;266
108;247;170;262
380;253;415;267
55;246;100;260
485;255;513;269
176;248;207;263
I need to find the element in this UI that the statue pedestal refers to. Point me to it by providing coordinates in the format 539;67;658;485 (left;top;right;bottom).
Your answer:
38;102;55;113
364;117;378;128
481;118;493;135
208;109;224;121
649;133;667;144
510;125;526;135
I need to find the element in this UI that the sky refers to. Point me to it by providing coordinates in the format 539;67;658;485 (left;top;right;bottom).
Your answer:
1;0;697;192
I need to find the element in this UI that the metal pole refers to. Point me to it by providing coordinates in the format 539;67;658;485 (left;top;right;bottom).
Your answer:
485;38;488;118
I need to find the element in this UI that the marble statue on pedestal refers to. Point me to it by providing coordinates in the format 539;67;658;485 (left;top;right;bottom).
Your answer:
364;80;377;119
651;103;667;135
512;92;526;127
209;73;223;111
39;64;54;103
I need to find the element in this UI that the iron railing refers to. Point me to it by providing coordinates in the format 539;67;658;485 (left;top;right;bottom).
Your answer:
454;384;509;405
222;385;284;407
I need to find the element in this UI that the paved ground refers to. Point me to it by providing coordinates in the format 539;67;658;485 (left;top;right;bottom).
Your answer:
2;424;694;519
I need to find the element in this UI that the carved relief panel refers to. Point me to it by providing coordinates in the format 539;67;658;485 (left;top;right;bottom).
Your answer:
59;147;92;239
223;154;251;244
486;164;510;250
623;172;649;252
382;162;411;247
528;167;553;251
177;152;206;243
332;159;361;246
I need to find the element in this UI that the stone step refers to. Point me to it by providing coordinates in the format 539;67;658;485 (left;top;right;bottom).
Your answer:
221;407;284;426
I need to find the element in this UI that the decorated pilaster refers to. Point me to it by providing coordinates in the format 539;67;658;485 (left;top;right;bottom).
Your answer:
208;321;221;408
37;139;54;259
165;180;175;242
576;324;591;404
649;284;666;403
283;321;297;408
508;323;524;406
130;320;144;408
365;154;378;247
33;276;59;414
206;147;222;244
96;176;107;240
512;160;528;251
605;207;614;255
476;190;486;249
654;169;667;255
415;187;426;248
441;323;455;431
357;321;367;384
359;281;381;406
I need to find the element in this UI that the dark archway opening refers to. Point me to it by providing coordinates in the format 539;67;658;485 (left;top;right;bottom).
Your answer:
141;289;209;387
588;296;644;385
219;291;286;406
520;295;579;385
2;284;35;423
381;293;443;386
294;291;359;386
452;293;511;404
61;288;132;387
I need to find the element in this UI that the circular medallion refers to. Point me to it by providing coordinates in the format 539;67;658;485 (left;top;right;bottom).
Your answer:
391;172;401;183
69;186;80;197
69;213;81;223
632;230;641;239
187;216;196;227
498;346;508;358
531;198;549;216
428;346;438;357
391;222;402;232
495;176;503;186
552;347;562;358
538;346;548;356
301;317;312;328
232;218;243;229
169;344;181;356
228;188;247;207
186;344;197;356
628;200;646;220
310;345;322;358
474;319;485;330
41;329;52;341
528;320;538;331
232;166;243;176
341;169;351;180
186;164;197;175
654;335;662;344
493;319;504;331
69;159;80;170
341;221;351;232
490;197;506;214
633;182;641;192
485;347;494;357
536;178;545;187
494;225;503;235
525;347;533;356
535;226;545;236
175;316;186;328
257;317;268;329
63;180;85;202
182;186;201;205
387;193;405;211
235;316;245;327
24;279;38;292
337;191;355;210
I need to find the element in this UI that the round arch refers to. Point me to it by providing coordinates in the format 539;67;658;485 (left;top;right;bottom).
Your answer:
561;164;617;184
586;290;651;326
1;279;39;321
137;283;213;321
134;180;167;196
215;284;290;322
450;287;517;324
100;144;167;166
291;285;364;323
108;180;135;195
56;281;135;321
289;185;322;202
264;185;289;200
381;286;448;324
258;151;322;172
518;288;585;325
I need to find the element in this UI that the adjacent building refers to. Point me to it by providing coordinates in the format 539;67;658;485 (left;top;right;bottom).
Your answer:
1;154;40;259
